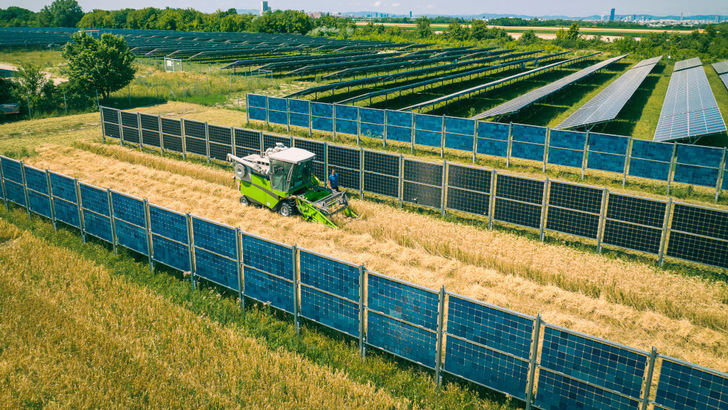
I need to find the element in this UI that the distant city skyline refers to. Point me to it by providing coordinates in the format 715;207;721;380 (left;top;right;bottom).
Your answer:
4;0;727;19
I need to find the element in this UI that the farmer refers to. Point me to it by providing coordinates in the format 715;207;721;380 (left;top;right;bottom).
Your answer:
328;168;340;191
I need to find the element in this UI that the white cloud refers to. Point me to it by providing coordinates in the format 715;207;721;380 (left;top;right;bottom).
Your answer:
373;0;383;7
426;4;434;8
392;2;400;6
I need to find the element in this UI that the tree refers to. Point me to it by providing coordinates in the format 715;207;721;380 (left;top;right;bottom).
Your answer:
415;16;431;38
520;29;538;45
39;0;84;27
470;19;487;41
62;31;135;99
14;64;58;114
566;22;580;41
447;21;469;42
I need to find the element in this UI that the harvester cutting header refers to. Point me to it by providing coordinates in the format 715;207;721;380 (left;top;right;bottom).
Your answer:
227;143;357;228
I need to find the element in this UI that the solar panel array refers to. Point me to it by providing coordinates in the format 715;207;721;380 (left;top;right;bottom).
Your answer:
714;60;728;92
556;56;662;130
653;59;726;142
673;57;702;72
472;54;628;120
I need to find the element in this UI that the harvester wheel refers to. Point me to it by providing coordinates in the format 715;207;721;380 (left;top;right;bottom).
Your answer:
279;201;293;217
239;196;249;206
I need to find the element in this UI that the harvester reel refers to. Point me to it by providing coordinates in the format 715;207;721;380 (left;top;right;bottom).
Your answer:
234;163;251;182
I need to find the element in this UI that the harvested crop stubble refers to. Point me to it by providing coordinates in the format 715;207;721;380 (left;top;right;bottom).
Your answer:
27;145;728;372
0;219;409;408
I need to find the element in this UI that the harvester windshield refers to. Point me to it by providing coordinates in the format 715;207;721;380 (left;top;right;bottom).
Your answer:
270;158;312;193
270;159;293;192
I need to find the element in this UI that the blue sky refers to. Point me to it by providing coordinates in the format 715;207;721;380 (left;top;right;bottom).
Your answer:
4;0;727;17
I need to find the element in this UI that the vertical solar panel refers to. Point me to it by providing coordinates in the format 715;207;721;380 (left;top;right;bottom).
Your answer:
24;165;51;219
446;164;491;216
101;107;120;139
49;172;80;228
666;203;728;268
386;110;413;143
414;113;443;148
327;145;361;190
360;107;385;139
547;130;586;169
311;102;334;133
183;119;207;156
628;139;673;181
546;182;603;239
149;205;190;272
493;174;544;229
672;144;723;187
362;150;399;198
402;159;442;209
510;124;546;162
476;121;509;158
242;233;294;313
293;138;326;181
267;97;288;126
654;357;728;410
2;157;26;207
111;191;148;255
444;117;475;152
288;99;310;129
535;370;641;410
160;117;183;153
603;194;666;254
335;104;358;135
587;133;629;174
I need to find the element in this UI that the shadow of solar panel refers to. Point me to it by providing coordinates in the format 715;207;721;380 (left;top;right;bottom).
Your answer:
161;118;181;136
149;206;187;244
589;133;629;155
546;208;599;238
495;175;543;204
445;133;473;151
289;98;309;114
111;192;145;226
361;122;384;138
404;160;441;186
312;116;333;132
494;198;541;228
80;184;109;216
209;142;232;161
666;231;728;268
549;182;602;213
162;135;183;153
300;250;359;300
446;188;489;215
632;139;672;161
235;129;261;150
248;94;266;108
328;145;360;169
445;117;475;136
183;119;205;138
655;358;728;410
548;148;583;168
388;110;412;128
607;194;665;227
140;113;159;131
360;108;385;125
448;165;490;193
152;235;190;271
312;102;333;118
24;166;48;195
192;217;236;259
364;173;398;197
83;210;113;243
121;111;139;128
387;126;412;143
368;274;439;330
541;326;647;398
415;130;441;147
103;122;120;138
415;113;442;132
269;110;287;125
142;130;160;147
4;180;25;206
628;158;671;181
335;104;357;121
447;296;534;358
676;144;723;167
50;173;77;203
263;134;292;151
673;164;720;187
195;248;238;291
28;190;52;219
268;97;286;112
300;287;359;336
115;218;148;254
535;370;640;410
101;107;118;124
512;124;546;144
244;266;294;313
603;220;661;254
671;205;728;240
122;126;140;144
248;107;267;121
289;113;309;128
242;234;293;280
511;141;544;162
445;338;529;399
367;312;437;368
54;198;80;228
587;151;626;173
208;125;231;145
185;136;206;156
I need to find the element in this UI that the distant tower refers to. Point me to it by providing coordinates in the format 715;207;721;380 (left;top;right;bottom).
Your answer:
410;11;412;18
609;8;615;22
260;1;270;15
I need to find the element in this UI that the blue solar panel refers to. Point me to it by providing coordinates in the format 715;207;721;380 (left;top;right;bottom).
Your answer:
540;326;647;398
511;142;545;162
312;116;333;132
387;125;412;143
23;166;48;195
548;148;584;168
587;152;626;174
83;210;113;243
299;251;359;301
311;102;333;118
335;104;358;121
300;287;359;337
445;117;475;136
478;121;509;141
195;248;238;291
80;184;109;216
673;164;720;187
111;192;145;227
477;139;508;157
288;98;309;114
367;274;438;331
115;219;148;255
367;311;437;368
4;180;25;207
724;171;728;190
387;110;412;128
268;97;287;112
535;370;640;410
447;296;534;359
675;145;723;168
444;337;529;399
414;113;442;132
632;139;673;161
445;133;473;151
589;133;630;155
152;235;190;271
360;108;384;125
27;190;52;219
336;119;358;135
248;107;267;121
248;94;267;108
360;122;384;138
655;358;728;410
512;124;546;144
415;130;441;147
269;110;287;125
149;206;188;244
1;157;22;184
53;198;80;228
192;217;236;259
550;130;586;150
289;113;309;128
629;159;671;181
242;234;293;281
244;266;294;313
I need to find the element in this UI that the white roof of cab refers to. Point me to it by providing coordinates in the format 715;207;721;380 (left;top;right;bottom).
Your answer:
268;147;315;164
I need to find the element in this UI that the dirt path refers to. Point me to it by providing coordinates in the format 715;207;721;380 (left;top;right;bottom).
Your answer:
0;62;67;85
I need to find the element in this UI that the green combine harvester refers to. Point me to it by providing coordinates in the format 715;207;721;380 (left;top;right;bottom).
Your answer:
227;144;357;228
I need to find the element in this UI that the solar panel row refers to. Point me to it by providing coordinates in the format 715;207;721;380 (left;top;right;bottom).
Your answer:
472;54;627;120
556;56;662;130
673;57;702;72
711;60;728;75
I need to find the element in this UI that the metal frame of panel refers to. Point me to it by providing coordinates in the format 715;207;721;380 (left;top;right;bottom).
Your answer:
191;214;239;291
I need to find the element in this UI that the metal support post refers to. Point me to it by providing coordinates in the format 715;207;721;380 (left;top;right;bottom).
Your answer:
472;121;478;164
506;122;513;167
99;106;106;144
489;170;496;229
441;160;447;217
358;264;367;359
187;213;196;289
292;244;300;335
356;106;361;145
666;144;677;196
359;147;364;199
75;178;86;243
205;122;211;164
0;159;6;210
144;199;154;272
640;347;658;410
137;112;143;151
715;148;726;202
108;189;117;254
47;170;57;230
543;128;550;173
181;119;187;161
286;99;291;134
440;117;445;158
539;177;549;241
20;162;30;220
158;115;165;155
398;154;404;208
236;228;244;310
434;286;446;387
382;110;387;148
623;137;633;188
658;197;672;266
597;188;608;253
524;314;542;410
118;110;124;147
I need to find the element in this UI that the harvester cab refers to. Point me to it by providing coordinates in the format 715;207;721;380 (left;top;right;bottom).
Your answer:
227;143;357;228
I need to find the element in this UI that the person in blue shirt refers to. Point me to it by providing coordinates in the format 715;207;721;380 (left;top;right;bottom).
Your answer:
328;168;340;191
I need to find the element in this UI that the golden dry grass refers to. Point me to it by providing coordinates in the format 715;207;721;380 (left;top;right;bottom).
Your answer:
23;143;728;374
0;219;410;409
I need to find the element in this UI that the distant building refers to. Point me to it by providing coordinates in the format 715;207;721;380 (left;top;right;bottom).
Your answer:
410;11;412;18
260;1;271;15
609;8;615;22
